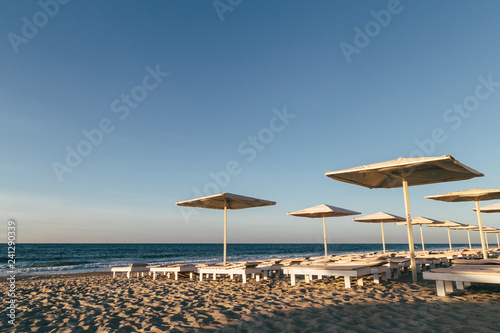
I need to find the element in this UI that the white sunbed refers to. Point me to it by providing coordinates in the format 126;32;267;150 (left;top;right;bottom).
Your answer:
111;263;151;278
197;262;262;283
423;266;500;296
287;260;387;289
150;264;197;280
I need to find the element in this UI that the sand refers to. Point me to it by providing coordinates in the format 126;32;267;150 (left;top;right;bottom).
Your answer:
3;272;500;332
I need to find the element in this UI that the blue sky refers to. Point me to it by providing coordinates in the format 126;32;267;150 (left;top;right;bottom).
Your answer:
1;0;500;245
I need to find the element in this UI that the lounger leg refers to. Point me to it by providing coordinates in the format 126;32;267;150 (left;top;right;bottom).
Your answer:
175;272;179;281
256;274;260;282
357;278;364;286
113;272;116;278
456;281;464;290
213;273;216;280
445;281;454;293
291;274;296;286
305;275;310;283
127;272;130;279
436;281;446;296
200;273;203;281
230;274;234;279
344;276;352;289
190;272;193;280
464;281;471;288
167;273;171;279
263;271;268;280
373;273;380;284
242;274;247;284
318;275;322;280
251;273;255;278
153;272;157;280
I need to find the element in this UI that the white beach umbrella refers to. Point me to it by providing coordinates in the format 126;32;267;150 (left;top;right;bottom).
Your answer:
176;192;276;265
353;212;406;254
325;155;483;282
287;204;361;259
484;228;500;248
426;220;466;251
395;216;442;252
426;188;500;259
449;224;479;249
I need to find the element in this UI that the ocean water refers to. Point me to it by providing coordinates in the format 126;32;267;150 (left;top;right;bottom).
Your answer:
0;243;478;277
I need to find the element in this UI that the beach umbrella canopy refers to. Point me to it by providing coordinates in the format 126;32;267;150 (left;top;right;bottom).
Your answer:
427;220;467;251
353;212;405;254
473;202;500;213
176;192;276;265
287;204;361;259
426;188;500;259
395;216;442;252
325;155;483;282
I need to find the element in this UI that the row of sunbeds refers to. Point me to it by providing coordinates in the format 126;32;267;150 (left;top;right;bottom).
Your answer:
111;248;500;295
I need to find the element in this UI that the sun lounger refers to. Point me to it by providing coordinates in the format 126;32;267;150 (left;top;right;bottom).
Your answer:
150;264;197;280
423;267;500;296
197;262;262;283
452;259;500;265
287;260;387;288
111;263;151;278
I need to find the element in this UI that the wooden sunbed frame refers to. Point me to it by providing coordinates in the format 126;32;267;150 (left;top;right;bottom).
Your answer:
423;267;500;296
111;264;151;278
150;264;197;280
197;264;262;283
286;264;377;288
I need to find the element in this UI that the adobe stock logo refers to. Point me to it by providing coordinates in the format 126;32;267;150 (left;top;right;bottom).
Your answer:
7;0;71;54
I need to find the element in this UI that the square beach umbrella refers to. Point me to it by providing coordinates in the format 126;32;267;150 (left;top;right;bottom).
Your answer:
395;216;442;252
325;155;483;282
353;212;405;254
176;192;276;265
287;204;361;259
426;220;467;251
426;188;500;259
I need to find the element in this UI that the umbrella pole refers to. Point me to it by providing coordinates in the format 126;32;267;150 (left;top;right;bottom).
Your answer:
485;232;489;249
402;178;417;283
475;199;488;259
323;215;328;260
223;205;227;266
496;234;499;248
447;228;452;251
467;230;471;249
419;224;425;252
381;223;386;254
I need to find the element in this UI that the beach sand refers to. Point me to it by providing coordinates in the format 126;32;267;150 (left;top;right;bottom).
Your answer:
3;272;500;332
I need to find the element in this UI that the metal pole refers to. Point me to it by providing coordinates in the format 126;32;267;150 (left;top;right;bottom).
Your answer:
447;228;452;251
467;230;471;249
496;233;499;248
419;224;425;252
223;205;227;265
484;232;489;249
475;199;488;259
323;215;328;260
402;177;417;282
381;222;386;254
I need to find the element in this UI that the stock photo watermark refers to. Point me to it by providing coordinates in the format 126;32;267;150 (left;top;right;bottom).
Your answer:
409;74;499;158
339;0;408;64
51;64;169;182
213;0;243;22
7;0;71;54
6;219;17;326
179;106;296;221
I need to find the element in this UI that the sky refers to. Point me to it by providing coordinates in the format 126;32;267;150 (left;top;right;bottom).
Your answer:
1;0;500;245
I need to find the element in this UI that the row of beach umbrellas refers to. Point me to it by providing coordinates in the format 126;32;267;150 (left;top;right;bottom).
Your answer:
176;155;500;283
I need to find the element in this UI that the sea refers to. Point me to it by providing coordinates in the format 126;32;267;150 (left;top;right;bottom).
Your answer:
1;243;478;277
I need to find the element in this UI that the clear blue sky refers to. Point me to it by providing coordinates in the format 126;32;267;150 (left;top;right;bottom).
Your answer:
1;0;500;244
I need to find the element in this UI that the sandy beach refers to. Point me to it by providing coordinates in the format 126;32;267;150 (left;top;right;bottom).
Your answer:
3;271;500;332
